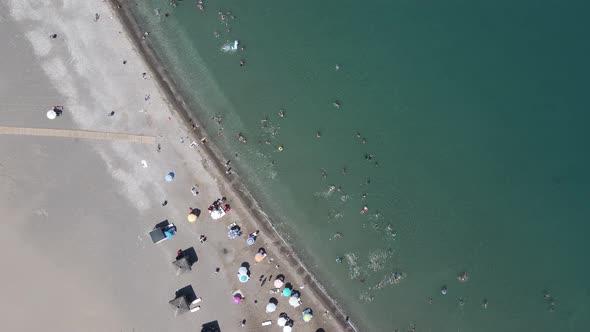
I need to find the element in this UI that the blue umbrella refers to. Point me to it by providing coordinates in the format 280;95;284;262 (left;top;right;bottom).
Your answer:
282;288;292;297
246;236;255;245
239;274;249;283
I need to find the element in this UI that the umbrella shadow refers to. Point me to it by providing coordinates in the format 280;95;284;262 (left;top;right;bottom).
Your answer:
190;208;202;218
201;320;221;332
315;329;326;332
276;274;285;281
154;219;171;229
269;297;278;305
285;282;293;290
240;262;250;274
175;285;197;303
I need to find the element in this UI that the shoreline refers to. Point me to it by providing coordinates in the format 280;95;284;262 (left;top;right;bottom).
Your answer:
110;1;358;331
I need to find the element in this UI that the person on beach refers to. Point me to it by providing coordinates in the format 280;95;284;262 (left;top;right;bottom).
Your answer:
162;200;168;206
199;235;207;243
176;249;184;260
191;186;199;196
107;111;115;117
49;34;57;39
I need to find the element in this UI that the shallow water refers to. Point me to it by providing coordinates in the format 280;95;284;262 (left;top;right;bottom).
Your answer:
132;1;590;330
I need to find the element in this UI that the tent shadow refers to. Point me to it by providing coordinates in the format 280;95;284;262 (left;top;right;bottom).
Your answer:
201;320;221;332
175;285;196;303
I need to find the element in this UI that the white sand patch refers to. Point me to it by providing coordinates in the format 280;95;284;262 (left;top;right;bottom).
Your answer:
25;29;52;57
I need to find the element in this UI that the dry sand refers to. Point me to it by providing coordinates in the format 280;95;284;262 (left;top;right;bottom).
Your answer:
0;1;354;331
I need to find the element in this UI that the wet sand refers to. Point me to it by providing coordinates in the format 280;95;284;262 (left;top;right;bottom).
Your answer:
0;1;354;331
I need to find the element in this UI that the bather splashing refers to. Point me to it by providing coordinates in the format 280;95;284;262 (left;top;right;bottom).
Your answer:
221;40;239;53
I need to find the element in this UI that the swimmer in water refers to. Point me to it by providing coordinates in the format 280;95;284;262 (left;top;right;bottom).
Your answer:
333;232;342;239
316;131;321;138
365;154;374;161
457;272;469;282
341;167;347;175
239;59;245;67
362;193;367;199
441;286;448;295
335;64;340;70
482;299;488;309
278;109;285;117
361;138;367;144
356;132;361;138
333;100;341;109
321;169;328;179
328;185;336;192
458;297;465;306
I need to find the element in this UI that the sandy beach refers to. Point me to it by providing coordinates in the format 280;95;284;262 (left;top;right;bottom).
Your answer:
0;1;354;331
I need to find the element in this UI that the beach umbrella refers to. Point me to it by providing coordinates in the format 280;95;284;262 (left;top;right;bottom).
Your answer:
302;308;313;322
238;267;247;275
239;274;249;283
265;302;277;313
283;326;292;332
282;288;292;297
274;279;284;288
289;296;301;308
246;236;256;245
277;317;287;327
165;172;175;182
187;213;197;222
232;295;242;304
255;252;266;263
46;109;57;119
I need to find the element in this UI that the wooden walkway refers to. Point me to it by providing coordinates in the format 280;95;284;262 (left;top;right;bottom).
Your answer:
0;126;155;144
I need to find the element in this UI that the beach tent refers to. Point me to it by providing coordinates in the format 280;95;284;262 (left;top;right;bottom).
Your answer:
172;256;191;273
266;302;277;313
169;295;190;312
283;326;292;332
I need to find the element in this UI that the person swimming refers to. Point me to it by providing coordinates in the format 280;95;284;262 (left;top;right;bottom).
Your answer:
441;286;448;295
333;100;341;109
316;131;321;138
278;109;285;117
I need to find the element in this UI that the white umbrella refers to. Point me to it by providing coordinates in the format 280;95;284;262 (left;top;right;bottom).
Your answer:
289;296;301;308
238;267;248;275
277;317;287;327
265;302;276;313
283;326;292;332
46;110;57;119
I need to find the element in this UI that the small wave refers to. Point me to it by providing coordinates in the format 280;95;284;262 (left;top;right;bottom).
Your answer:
370;271;405;290
359;291;375;303
220;41;239;53
367;248;393;272
345;253;361;280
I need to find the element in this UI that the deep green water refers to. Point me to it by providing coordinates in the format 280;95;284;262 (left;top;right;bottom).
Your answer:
132;1;590;330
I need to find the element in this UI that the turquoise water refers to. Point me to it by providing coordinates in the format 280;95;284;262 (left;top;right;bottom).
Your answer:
132;1;590;330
